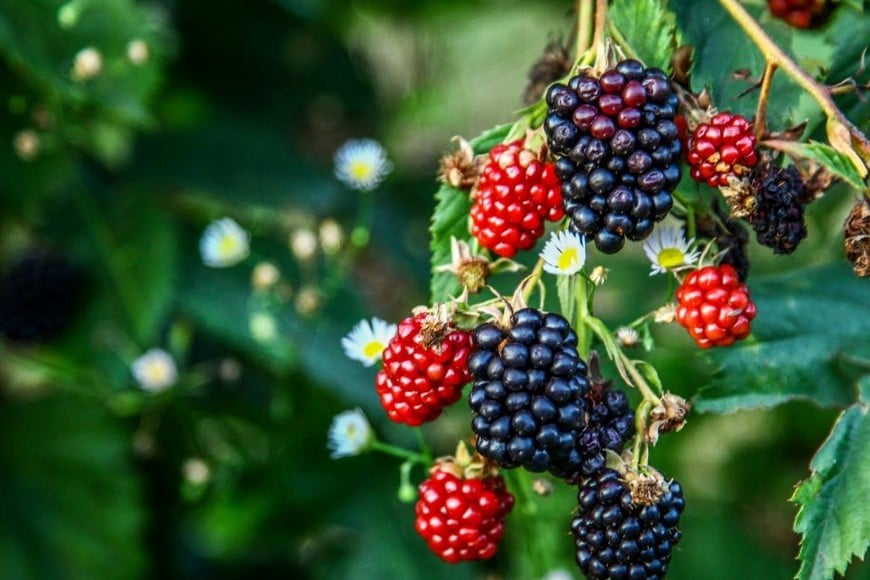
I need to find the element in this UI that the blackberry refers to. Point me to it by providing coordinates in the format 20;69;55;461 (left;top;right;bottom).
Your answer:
545;60;682;254
468;308;592;479
577;354;635;477
749;163;808;255
0;254;84;343
572;468;685;579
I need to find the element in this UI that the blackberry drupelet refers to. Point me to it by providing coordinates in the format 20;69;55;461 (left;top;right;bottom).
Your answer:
576;356;635;477
749;163;808;255
544;59;682;254
0;254;83;343
687;112;758;188
572;468;685;579
468;308;592;480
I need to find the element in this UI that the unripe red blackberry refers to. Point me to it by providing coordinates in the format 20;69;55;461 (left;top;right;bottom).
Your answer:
415;457;514;563
376;308;473;426
675;264;757;348
687;112;758;188
468;308;595;480
0;254;84;343
768;0;830;28
470;140;564;258
749;162;808;255
572;468;685;579
544;59;681;254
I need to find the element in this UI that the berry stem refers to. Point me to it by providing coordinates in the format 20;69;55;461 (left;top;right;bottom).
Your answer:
606;21;640;63
592;0;608;58
585;316;663;407
576;0;595;62
575;274;593;358
754;62;778;140
717;0;870;171
521;257;546;304
631;400;653;470
369;439;429;464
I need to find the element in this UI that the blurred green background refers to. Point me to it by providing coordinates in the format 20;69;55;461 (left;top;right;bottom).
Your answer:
0;0;867;579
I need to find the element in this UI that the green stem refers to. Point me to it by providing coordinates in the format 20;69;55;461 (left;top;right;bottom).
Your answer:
521;258;546;304
585;317;662;406
575;274;592;358
717;0;870;165
350;191;375;248
576;0;595;60
631;400;653;470
414;428;433;464
369;440;428;464
607;21;640;62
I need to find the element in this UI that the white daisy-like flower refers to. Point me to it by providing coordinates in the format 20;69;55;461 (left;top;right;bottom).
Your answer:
132;349;177;392
72;47;103;81
199;217;251;268
341;317;396;367
327;408;373;459
541;230;587;276
642;226;700;276
333;138;392;192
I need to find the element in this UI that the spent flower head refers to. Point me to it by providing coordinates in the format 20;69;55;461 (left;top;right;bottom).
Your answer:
132;349;177;392
327;408;373;458
541;230;586;276
334;138;392;192
341;317;396;367
643;226;700;276
199;217;251;268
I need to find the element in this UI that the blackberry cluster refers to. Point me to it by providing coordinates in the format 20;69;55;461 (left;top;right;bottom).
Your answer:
578;358;635;476
0;254;83;343
544;59;682;254
572;469;685;579
468;308;591;479
749;163;808;255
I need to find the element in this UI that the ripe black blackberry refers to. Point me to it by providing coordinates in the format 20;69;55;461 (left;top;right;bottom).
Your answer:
572;468;685;579
750;162;808;255
576;355;635;477
544;59;682;254
468;308;592;480
0;254;84;343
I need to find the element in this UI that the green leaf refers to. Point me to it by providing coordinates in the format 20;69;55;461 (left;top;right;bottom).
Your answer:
0;395;145;579
610;0;680;71
771;140;866;190
556;275;577;325
429;123;511;303
841;0;864;12
791;401;870;580
695;263;870;413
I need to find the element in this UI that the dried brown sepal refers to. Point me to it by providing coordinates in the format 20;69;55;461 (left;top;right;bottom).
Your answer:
437;136;482;190
532;478;554;496
434;237;493;295
844;198;870;277
624;470;667;506
415;303;453;350
522;37;572;106
720;175;757;219
646;393;692;445
670;45;694;87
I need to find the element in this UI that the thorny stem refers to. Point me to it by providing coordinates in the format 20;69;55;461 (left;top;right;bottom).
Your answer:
754;62;778;139
717;0;870;167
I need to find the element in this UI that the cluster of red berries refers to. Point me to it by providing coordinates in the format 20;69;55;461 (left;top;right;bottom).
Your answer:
470;140;564;258
675;264;757;348
768;0;830;29
687;112;758;188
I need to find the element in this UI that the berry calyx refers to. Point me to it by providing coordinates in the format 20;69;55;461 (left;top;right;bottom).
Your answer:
675;264;757;348
376;307;473;426
749;162;808;255
544;60;682;254
572;468;685;579
414;450;515;563
470;139;564;258
687;112;758;188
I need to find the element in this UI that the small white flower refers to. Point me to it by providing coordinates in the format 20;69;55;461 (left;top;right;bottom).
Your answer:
127;39;149;65
643;226;700;276
132;349;177;392
341;318;396;367
615;326;640;347
182;458;211;485
333;138;392;192
319;219;344;255
199;217;250;268
541;230;587;276
72;47;103;80
13;129;40;161
327;408;373;459
251;261;280;291
540;569;575;580
290;228;318;261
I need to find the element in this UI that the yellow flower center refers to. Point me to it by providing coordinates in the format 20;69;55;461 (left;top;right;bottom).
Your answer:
557;248;579;271
363;340;385;359
144;362;169;384
218;234;239;256
349;161;374;181
657;248;686;269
